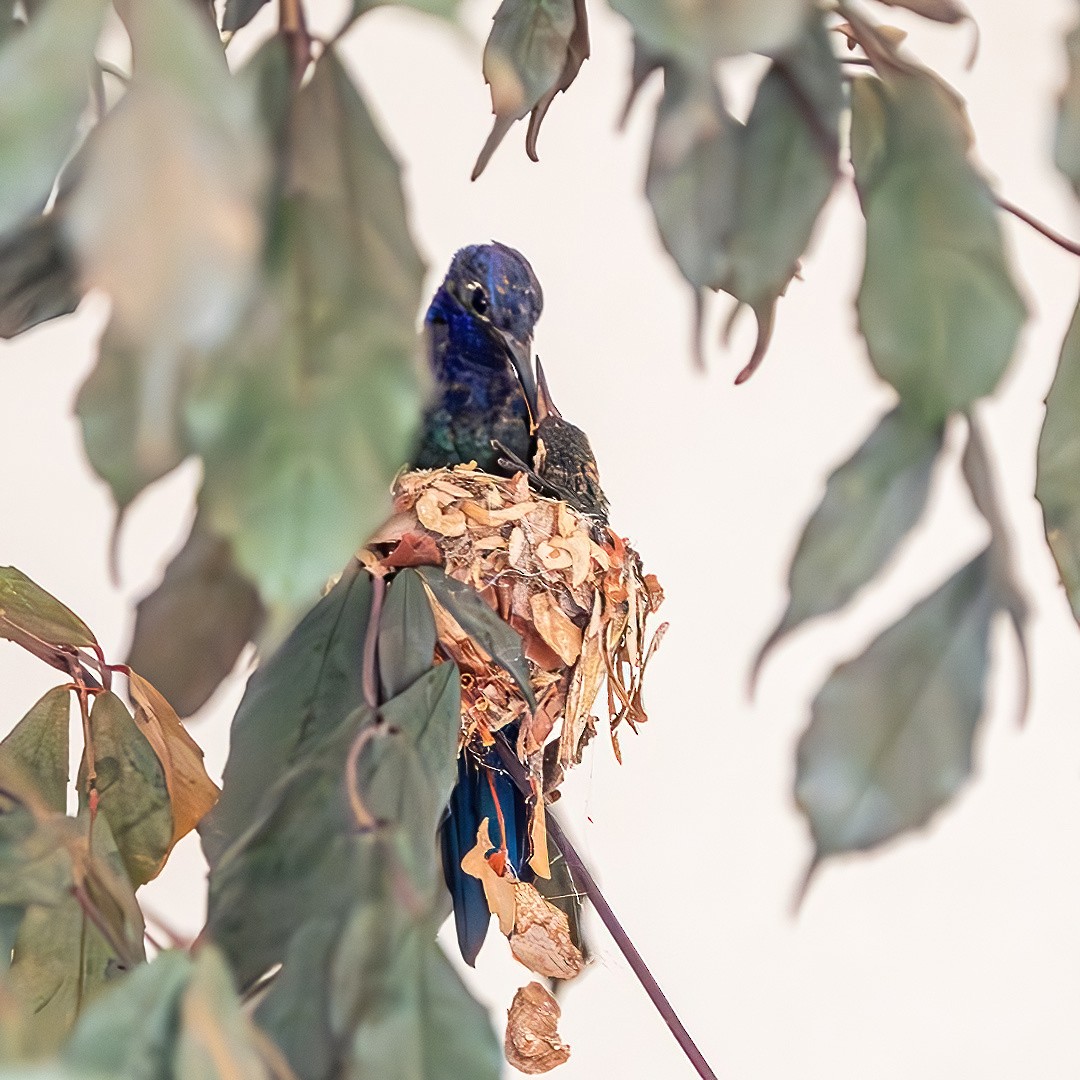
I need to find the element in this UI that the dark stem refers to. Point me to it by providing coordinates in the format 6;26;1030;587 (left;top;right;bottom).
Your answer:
72;882;141;971
278;0;312;89
492;733;719;1080
362;574;386;712
995;194;1080;257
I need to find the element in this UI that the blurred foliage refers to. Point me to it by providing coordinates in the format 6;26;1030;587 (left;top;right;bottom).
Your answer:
0;0;1079;1074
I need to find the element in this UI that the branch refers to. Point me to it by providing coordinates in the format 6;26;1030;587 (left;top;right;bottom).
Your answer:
995;194;1080;258
492;733;720;1080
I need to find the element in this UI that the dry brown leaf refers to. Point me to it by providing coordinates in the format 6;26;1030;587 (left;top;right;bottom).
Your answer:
128;671;220;849
510;882;585;979
416;489;467;536
460;818;517;935
536;541;573;572
505;982;571;1075
381;530;443;569
528;593;582;667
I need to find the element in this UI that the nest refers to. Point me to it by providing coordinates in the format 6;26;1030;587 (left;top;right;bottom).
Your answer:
362;465;665;802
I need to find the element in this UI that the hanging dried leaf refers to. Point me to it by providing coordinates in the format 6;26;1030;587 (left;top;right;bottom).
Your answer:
127;672;220;850
509;881;584;979
460;819;518;936
505;982;571;1074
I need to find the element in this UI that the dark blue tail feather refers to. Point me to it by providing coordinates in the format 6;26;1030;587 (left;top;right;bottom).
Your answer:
440;744;532;965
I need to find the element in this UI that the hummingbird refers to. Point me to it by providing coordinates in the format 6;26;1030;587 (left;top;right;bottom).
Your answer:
413;242;542;475
415;243;605;966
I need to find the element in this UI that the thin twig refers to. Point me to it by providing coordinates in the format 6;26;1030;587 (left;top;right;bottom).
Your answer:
278;0;312;89
492;733;720;1080
362;574;386;712
995;194;1080;257
72;882;141;971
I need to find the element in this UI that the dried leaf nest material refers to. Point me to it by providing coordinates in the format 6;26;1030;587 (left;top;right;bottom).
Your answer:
362;465;666;784
505;982;571;1075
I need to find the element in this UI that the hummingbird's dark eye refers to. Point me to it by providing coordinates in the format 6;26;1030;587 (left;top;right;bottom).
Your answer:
467;283;489;316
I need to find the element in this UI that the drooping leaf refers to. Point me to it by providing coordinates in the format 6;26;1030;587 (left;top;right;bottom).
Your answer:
78;690;172;887
187;47;425;623
0;212;80;339
1057;20;1080;194
62;949;191;1076
378;569;438;701
0;567;97;672
415;566;536;709
796;552;993;862
343;922;500;1080
0;0;107;236
850;72;1026;424
127;671;220;849
126;516;265;717
961;416;1031;720
1;686;70;813
1036;295;1080;622
759;406;942;667
175;946;269;1080
472;0;589;179
0;789;75;910
722;17;842;380
609;0;812;69
207;660;460;988
67;0;267;351
7;813;145;1057
221;0;270;32
645;63;739;292
200;562;371;868
75;322;190;513
874;0;968;21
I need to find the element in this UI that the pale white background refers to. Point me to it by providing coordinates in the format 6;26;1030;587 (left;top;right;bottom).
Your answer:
3;1;1080;1077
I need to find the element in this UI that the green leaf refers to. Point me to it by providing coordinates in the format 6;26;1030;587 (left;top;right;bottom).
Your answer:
472;0;589;179
796;552;993;862
759;407;943;666
79;691;172;887
341;918;499;1080
74;323;190;513
7;813;145;1057
1;686;70;813
127;516;264;718
175;946;268;1080
187;48;425;621
722;19;841;379
0;212;80;339
0;0;107;236
222;0;269;32
415;566;536;709
851;73;1026;425
610;0;812;69
378;570;438;701
253;919;337;1080
874;0;968;22
1057;20;1080;193
67;0;267;351
0;567;96;651
645;63;739;292
63;949;191;1076
200;563;372;868
1036;295;1080;622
